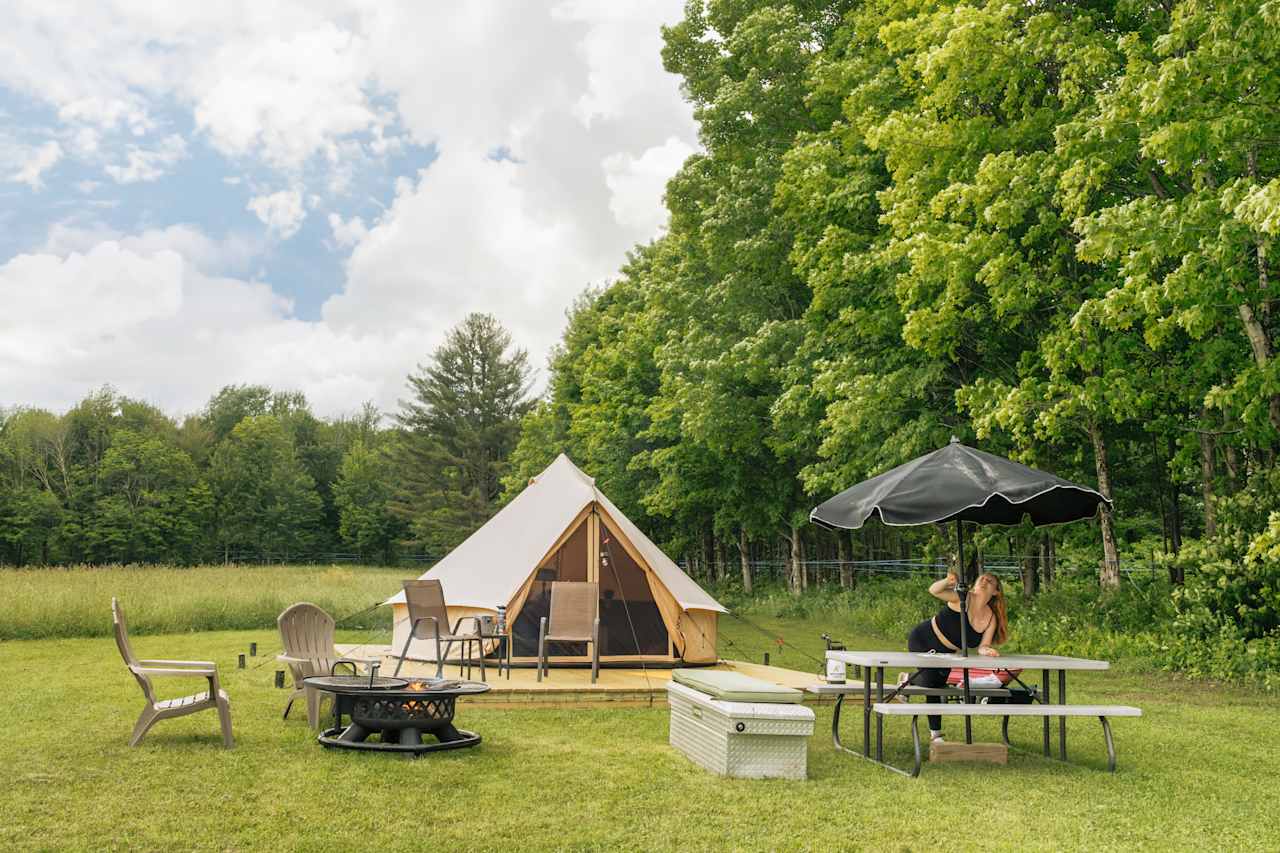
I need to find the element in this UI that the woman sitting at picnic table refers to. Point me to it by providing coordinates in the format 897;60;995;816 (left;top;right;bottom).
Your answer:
904;571;1008;744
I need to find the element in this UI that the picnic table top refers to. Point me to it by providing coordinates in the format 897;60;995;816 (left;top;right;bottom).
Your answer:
825;650;1110;671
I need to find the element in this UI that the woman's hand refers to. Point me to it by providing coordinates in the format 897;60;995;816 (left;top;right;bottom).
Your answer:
978;645;999;657
945;572;957;587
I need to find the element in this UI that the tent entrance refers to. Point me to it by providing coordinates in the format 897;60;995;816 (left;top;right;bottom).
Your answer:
509;505;672;660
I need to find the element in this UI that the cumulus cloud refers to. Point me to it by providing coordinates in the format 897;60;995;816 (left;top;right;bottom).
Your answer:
247;188;306;239
603;136;695;232
9;140;63;188
0;1;700;416
103;134;188;183
327;212;368;248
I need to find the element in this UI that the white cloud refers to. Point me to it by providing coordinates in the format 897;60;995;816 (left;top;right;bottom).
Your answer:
327;212;368;248
193;23;380;168
603;136;695;232
103;134;188;183
0;232;416;416
0;1;701;416
9;140;63;188
247;188;306;239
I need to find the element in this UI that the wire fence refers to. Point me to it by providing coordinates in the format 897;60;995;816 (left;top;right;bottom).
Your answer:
679;556;1168;587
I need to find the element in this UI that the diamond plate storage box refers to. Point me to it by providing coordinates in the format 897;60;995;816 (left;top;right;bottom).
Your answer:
667;677;815;780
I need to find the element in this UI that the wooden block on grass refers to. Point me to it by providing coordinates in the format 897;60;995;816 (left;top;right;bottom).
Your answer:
929;741;1008;764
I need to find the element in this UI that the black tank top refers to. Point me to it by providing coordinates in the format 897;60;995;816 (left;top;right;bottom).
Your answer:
935;606;985;649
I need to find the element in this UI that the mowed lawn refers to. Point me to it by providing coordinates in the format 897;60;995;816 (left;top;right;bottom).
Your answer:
3;569;1279;851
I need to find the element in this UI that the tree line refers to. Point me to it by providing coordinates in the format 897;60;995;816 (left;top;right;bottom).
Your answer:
501;0;1280;606
0;314;531;566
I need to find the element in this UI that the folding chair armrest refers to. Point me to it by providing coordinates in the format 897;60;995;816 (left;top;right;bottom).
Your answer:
410;615;441;639
452;615;483;636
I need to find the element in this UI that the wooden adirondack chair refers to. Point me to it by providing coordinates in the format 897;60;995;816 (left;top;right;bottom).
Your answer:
537;581;600;683
277;602;377;729
112;598;233;748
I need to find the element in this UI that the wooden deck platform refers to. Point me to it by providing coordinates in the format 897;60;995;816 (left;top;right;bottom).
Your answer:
335;643;822;708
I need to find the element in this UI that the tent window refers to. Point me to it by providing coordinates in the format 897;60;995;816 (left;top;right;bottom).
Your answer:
512;517;590;657
598;522;668;656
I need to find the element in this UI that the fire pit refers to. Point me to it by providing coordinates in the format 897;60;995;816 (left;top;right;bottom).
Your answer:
303;675;491;755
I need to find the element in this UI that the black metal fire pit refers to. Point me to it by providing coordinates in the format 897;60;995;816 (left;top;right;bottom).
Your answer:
303;675;490;755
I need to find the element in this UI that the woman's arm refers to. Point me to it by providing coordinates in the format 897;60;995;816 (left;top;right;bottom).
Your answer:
978;618;1000;656
929;573;960;603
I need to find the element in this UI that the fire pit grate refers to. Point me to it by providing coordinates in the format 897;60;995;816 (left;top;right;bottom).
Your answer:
303;676;490;756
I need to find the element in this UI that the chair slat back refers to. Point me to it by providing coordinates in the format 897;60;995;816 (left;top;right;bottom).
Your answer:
112;598;156;704
402;579;450;638
549;582;598;638
278;602;336;661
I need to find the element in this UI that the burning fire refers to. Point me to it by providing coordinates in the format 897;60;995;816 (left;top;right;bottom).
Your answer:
406;681;429;692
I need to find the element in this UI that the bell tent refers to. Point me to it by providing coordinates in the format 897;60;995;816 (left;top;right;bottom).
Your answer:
385;454;725;666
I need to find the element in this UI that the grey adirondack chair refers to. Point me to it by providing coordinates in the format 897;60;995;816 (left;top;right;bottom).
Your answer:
112;598;233;748
277;602;375;729
537;581;600;683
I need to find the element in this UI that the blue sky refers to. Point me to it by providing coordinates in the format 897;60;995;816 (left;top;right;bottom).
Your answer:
0;1;698;417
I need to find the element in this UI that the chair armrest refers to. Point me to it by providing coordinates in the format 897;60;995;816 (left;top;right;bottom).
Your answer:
452;616;483;636
132;665;217;677
277;654;313;665
139;659;216;667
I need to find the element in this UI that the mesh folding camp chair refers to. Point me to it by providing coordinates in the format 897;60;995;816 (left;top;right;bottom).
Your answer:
393;579;486;679
112;598;233;748
537;581;600;683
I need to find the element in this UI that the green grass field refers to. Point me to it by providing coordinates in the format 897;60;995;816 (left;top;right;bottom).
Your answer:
4;567;1279;851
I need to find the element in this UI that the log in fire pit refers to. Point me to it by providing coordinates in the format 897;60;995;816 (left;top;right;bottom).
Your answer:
303;675;490;755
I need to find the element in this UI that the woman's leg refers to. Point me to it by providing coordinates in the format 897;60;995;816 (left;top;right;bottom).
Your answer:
906;620;948;736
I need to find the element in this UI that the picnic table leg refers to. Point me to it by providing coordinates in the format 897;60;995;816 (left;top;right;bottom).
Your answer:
1099;716;1116;772
831;694;846;751
1041;669;1051;757
909;714;922;778
1059;670;1068;761
863;673;871;758
875;666;884;762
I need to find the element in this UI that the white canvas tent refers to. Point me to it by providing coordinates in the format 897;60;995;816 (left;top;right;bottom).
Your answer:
385;454;725;666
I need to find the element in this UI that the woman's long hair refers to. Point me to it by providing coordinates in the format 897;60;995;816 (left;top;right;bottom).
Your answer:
980;573;1009;645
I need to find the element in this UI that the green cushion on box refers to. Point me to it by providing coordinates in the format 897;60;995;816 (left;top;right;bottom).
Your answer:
671;668;803;703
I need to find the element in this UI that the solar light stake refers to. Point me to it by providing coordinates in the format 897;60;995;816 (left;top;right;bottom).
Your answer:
763;652;770;667
249;642;257;657
238;654;245;669
274;670;285;689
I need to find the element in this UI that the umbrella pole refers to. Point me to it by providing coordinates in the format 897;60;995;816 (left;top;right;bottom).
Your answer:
955;519;974;744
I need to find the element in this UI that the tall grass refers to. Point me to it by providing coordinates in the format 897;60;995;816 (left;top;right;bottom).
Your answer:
0;564;405;639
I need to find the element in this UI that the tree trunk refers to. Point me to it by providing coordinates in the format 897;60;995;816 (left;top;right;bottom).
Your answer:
788;524;802;596
836;532;850;589
714;536;726;583
1224;441;1240;495
1166;435;1183;557
737;528;753;595
1245;148;1280;432
701;528;712;583
798;527;809;591
1020;535;1039;601
1039;531;1056;589
1200;408;1217;539
1088;421;1121;590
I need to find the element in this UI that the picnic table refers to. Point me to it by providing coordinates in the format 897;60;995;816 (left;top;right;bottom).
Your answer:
811;650;1139;776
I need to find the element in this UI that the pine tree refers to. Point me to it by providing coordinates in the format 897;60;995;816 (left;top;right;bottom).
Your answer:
389;313;533;552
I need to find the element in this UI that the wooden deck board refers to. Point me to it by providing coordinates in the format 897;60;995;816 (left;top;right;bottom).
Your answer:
334;643;822;706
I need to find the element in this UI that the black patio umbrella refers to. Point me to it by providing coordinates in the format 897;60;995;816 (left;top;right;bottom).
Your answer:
810;437;1110;720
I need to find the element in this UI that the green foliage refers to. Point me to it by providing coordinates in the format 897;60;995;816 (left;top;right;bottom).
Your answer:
208;415;323;557
390;313;533;552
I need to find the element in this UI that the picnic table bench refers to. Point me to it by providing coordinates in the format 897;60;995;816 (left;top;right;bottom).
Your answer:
813;651;1141;777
